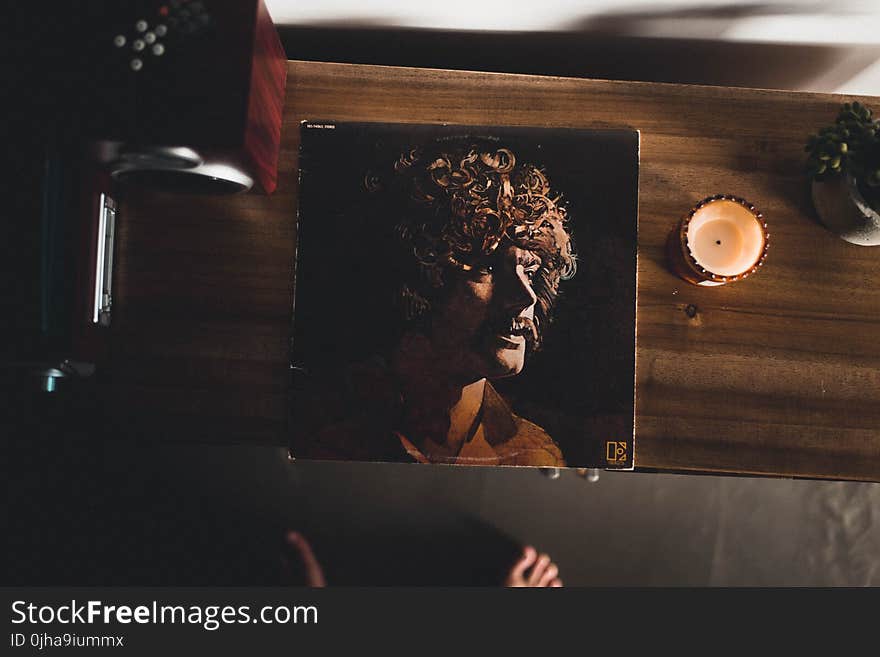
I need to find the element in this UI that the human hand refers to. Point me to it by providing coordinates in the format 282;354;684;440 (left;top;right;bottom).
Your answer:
280;530;326;587
504;546;563;587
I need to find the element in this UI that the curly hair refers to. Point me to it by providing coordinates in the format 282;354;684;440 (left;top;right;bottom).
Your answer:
366;137;577;348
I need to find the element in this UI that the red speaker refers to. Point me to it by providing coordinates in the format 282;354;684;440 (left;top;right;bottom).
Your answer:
80;0;287;194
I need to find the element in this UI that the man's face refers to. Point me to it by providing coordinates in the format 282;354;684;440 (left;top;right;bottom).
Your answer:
429;243;542;382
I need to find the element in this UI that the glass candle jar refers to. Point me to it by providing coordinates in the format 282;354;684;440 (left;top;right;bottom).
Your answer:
667;194;769;286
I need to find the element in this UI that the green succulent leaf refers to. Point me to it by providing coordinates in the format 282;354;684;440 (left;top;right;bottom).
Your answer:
807;101;878;182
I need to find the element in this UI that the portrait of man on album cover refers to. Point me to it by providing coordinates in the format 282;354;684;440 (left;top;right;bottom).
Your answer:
290;122;638;469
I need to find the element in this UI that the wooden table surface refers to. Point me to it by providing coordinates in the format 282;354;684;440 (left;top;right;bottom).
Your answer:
112;61;880;481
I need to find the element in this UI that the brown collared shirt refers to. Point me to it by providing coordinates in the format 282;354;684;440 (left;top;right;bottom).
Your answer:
304;377;566;467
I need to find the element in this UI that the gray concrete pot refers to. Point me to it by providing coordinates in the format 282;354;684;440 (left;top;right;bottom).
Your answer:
811;174;880;246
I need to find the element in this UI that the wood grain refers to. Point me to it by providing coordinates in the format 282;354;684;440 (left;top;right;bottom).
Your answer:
242;0;287;194
112;61;880;480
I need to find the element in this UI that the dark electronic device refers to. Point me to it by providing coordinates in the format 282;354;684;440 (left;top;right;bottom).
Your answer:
8;1;287;400
71;0;288;194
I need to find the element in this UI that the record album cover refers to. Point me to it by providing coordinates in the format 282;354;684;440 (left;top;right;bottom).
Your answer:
290;121;639;468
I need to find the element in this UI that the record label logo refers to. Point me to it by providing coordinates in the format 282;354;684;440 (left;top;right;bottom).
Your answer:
606;441;628;464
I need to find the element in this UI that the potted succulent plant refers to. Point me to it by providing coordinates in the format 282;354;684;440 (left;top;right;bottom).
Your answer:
806;101;880;246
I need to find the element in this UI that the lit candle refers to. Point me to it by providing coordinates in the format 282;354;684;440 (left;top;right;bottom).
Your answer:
667;195;769;286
